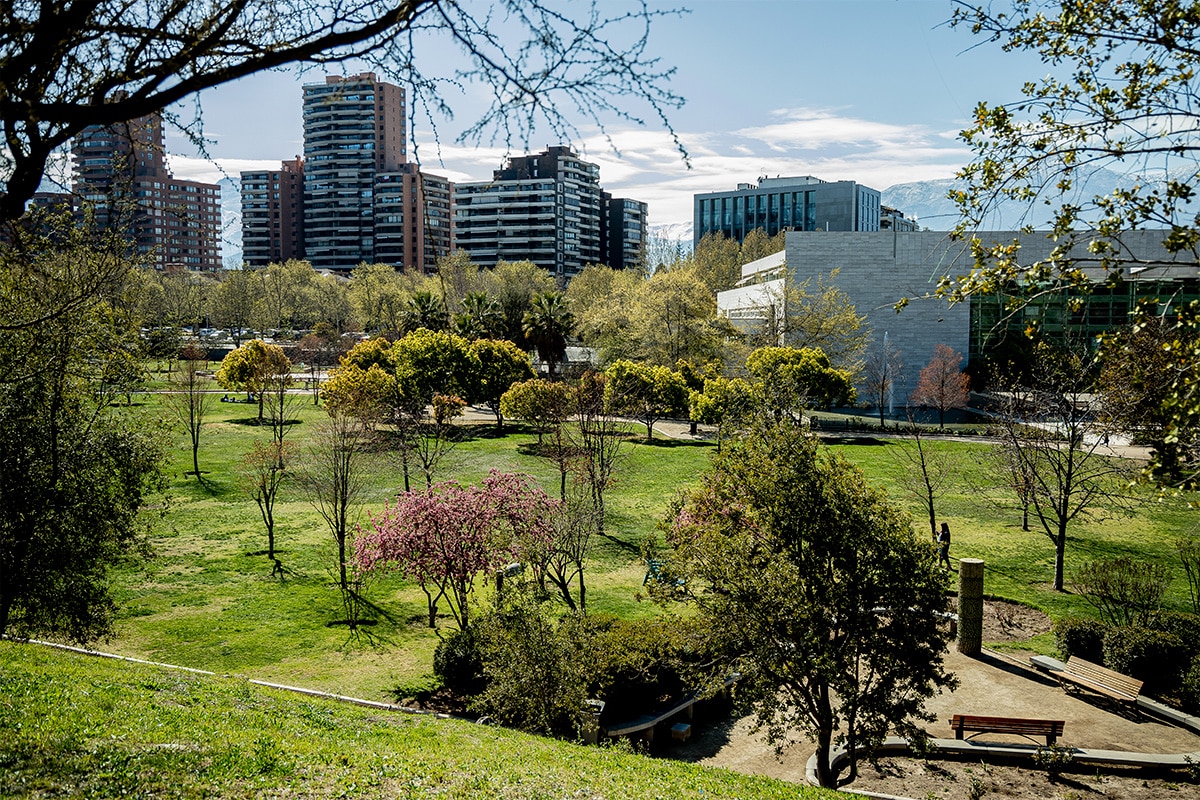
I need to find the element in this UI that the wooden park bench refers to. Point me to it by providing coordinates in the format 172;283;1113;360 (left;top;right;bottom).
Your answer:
1056;656;1142;706
949;714;1065;745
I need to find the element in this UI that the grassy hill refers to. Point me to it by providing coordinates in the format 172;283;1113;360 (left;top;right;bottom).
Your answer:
0;640;843;799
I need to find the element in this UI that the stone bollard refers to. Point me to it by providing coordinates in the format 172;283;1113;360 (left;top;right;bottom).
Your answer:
957;558;984;656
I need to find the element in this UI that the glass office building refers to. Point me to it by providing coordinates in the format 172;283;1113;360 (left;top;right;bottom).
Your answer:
693;175;883;246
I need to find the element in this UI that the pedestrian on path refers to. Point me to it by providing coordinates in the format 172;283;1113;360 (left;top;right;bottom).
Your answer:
937;522;952;570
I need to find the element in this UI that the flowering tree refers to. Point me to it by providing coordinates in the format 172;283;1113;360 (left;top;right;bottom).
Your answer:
356;471;558;629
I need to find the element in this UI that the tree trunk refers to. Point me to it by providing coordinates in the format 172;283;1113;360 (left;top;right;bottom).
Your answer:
1054;528;1067;592
578;564;587;612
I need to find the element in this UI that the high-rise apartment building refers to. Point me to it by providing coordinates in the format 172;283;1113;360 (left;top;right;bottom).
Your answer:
693;175;884;246
72;113;222;270
602;193;648;271
455;146;607;279
373;164;454;272
302;72;406;271
241;157;304;267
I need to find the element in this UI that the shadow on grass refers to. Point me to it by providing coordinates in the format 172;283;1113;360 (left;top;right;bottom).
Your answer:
637;437;714;449
821;436;890;447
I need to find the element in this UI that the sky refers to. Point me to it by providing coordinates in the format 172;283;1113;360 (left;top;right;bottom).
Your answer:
164;0;1049;233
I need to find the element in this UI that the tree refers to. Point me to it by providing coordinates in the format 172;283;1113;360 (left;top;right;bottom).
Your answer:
356;471;557;629
629;263;726;367
689;376;756;451
401;290;450;333
1099;315;1200;487
260;259;317;334
990;343;1140;591
565;264;641;363
571;371;625;543
910;344;970;429
523;291;575;379
945;0;1200;486
297;328;345;405
391;328;476;408
242;440;293;576
484;260;557;347
758;270;869;372
297;409;376;629
209;269;263;346
661;421;954;789
453;291;504;341
349;263;412;335
0;230;166;643
164;343;214;477
0;1;684;221
215;339;292;422
470;338;536;430
603;359;688;442
891;419;959;540
500;378;573;447
539;492;600;612
746;346;856;421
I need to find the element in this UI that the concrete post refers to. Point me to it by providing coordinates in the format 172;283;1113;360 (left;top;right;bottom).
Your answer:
957;558;985;656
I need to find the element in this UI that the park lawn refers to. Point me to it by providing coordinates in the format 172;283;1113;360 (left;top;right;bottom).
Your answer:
109;395;711;700
826;435;1200;622
108;396;1199;699
0;640;837;800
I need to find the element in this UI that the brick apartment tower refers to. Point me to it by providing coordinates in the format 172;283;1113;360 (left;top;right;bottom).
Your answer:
73;113;222;271
241;157;305;267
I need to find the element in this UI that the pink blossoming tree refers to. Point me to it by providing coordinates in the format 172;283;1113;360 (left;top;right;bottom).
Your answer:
356;470;558;629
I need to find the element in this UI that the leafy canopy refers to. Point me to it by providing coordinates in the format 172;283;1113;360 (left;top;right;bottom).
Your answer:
662;421;954;788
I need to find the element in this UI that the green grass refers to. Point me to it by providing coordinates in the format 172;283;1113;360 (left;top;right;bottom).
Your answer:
106;396;1200;699
0;640;842;799
110;395;710;699
825;435;1200;624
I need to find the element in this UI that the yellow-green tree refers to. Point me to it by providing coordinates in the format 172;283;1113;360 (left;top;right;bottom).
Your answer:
215;339;292;422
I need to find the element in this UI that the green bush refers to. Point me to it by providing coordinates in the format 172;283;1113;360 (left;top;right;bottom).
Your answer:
1146;611;1200;654
472;598;590;738
1102;626;1189;694
1180;656;1200;715
1054;616;1108;662
433;627;485;697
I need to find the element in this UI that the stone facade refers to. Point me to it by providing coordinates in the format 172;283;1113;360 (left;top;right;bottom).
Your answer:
786;229;1192;402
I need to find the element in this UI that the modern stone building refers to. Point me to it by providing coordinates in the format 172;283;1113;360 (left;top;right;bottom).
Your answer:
240;157;304;267
694;175;884;247
455;146;606;280
73;112;222;271
782;229;1198;401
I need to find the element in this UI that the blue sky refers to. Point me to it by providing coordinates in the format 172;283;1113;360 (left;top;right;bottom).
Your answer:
166;0;1046;231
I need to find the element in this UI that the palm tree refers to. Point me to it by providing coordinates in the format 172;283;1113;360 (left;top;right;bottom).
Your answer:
522;291;575;379
452;291;503;340
400;290;449;333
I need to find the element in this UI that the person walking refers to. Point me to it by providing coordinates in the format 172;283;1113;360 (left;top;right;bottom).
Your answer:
937;522;952;570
